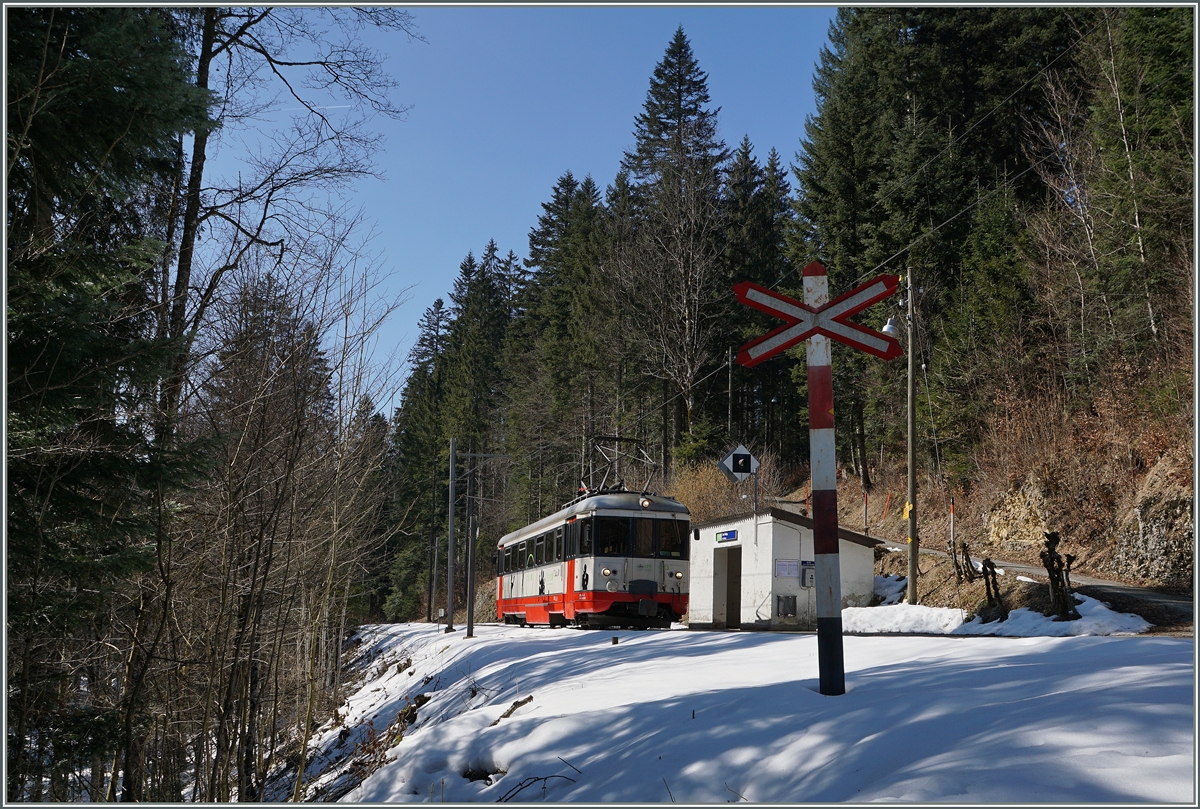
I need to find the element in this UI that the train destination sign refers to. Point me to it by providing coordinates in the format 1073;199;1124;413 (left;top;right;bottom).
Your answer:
732;274;902;365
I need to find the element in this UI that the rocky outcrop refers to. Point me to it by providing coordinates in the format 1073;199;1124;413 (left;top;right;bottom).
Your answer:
1110;453;1193;590
987;475;1050;554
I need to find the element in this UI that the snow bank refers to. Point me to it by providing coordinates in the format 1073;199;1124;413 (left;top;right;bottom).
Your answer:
955;593;1152;636
859;576;1152;637
320;623;1192;804
845;602;966;633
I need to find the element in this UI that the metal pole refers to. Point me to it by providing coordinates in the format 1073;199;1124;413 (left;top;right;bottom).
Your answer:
431;484;439;623
804;262;845;696
466;514;477;638
428;473;436;622
465;462;475;637
949;495;958;582
446;438;456;632
906;273;920;605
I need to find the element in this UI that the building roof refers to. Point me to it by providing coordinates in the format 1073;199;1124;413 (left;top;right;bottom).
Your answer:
692;505;882;549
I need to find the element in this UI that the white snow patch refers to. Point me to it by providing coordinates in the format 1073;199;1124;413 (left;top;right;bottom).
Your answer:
873;574;907;605
846;602;966;634
969;557;1004;575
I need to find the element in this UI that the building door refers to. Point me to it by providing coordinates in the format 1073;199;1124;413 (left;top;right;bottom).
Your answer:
712;546;742;630
726;547;742;629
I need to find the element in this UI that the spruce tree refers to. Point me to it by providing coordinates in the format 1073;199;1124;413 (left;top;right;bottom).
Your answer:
613;27;729;444
622;26;728;183
381;299;451;620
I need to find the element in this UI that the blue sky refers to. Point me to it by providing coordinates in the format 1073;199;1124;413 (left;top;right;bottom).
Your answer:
268;6;840;397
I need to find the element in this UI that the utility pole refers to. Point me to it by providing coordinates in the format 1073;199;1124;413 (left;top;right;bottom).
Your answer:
455;450;510;638
446;438;456;632
463;450;472;634
905;272;920;605
466;512;478;637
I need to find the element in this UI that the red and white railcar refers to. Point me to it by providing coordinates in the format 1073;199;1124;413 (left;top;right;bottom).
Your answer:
496;491;690;629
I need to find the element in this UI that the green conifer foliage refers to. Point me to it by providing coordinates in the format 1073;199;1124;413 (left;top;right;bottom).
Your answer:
6;8;212;800
382;299;451;620
622;26;728;183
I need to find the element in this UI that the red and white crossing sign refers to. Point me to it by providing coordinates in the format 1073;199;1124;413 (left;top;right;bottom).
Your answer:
733;264;901;366
730;260;901;696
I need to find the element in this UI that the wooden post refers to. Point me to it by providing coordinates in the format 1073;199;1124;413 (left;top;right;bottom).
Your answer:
906;273;920;604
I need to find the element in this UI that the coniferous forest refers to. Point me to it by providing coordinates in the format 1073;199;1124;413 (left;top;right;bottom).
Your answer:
6;7;1193;801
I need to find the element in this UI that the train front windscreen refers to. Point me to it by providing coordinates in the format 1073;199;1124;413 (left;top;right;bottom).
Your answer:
589;516;689;559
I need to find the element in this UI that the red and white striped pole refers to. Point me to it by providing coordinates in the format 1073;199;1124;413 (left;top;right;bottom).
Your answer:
803;262;845;696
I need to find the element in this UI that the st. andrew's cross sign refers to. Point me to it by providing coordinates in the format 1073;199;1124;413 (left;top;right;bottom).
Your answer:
733;270;901;365
733;262;900;696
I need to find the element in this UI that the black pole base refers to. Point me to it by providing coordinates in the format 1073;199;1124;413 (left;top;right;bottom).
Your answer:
816;616;846;696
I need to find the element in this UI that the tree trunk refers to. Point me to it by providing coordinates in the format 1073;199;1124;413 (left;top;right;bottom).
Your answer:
853;397;872;491
161;7;216;422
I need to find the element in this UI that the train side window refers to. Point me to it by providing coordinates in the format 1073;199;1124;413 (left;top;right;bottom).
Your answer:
555;528;564;561
566;521;577;557
534;536;545;566
579;520;593;556
498;547;505;574
518;541;527;570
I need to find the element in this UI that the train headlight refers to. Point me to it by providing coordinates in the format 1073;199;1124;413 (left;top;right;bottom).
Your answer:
639;497;652;508
674;571;684;580
602;567;613;577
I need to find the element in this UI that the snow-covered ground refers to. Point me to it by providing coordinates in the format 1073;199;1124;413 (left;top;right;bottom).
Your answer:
293;595;1194;804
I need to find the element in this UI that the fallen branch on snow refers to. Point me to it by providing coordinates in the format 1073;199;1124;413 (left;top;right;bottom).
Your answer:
490;695;533;727
496;775;575;802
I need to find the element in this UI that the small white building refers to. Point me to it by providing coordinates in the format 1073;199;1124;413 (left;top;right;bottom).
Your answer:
687;506;880;631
